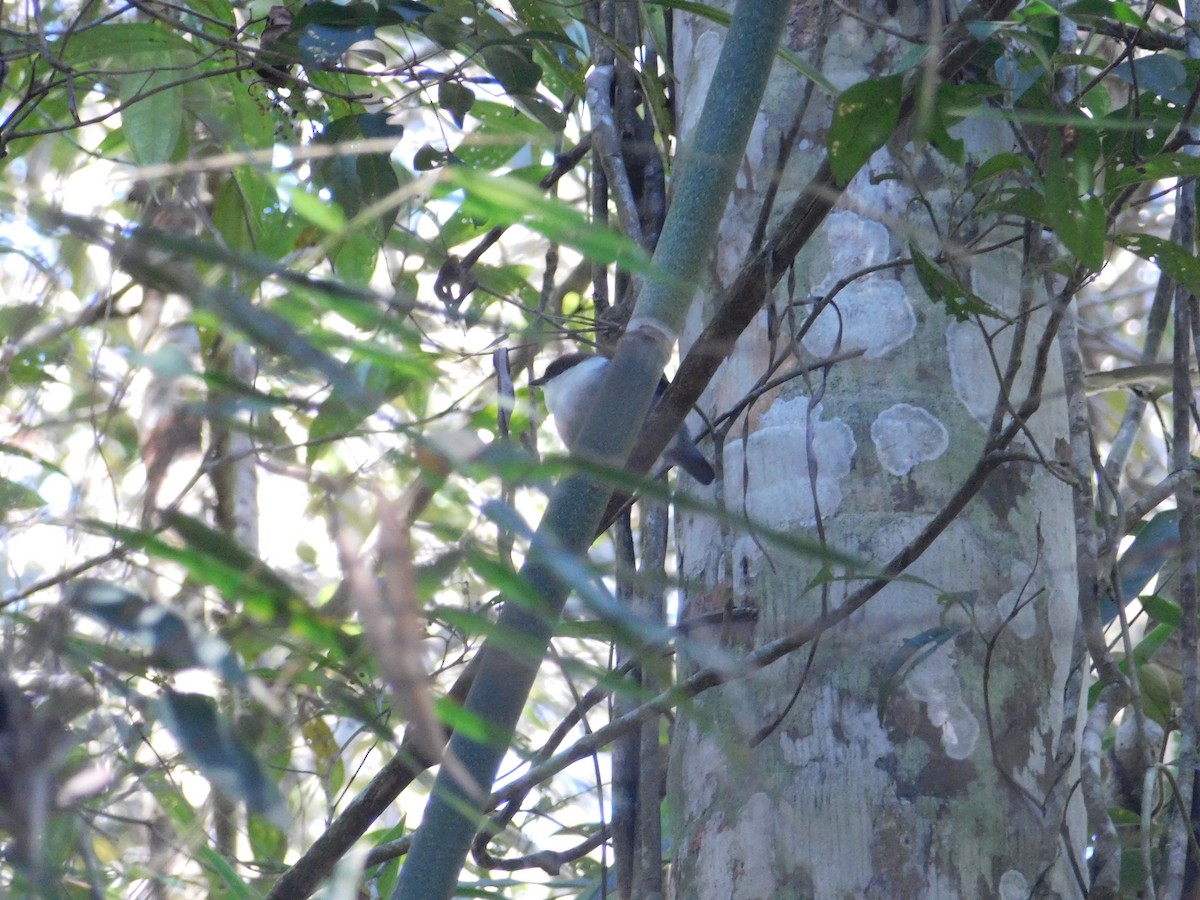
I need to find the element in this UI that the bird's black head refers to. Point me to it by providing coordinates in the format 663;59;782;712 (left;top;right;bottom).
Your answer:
530;352;602;386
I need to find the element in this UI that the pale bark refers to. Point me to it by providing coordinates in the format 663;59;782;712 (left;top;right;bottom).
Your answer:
669;5;1085;897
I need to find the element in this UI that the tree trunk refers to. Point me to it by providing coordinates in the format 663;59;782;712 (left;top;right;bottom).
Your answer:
668;5;1086;897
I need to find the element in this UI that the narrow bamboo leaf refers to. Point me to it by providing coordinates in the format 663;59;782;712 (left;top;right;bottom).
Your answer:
1102;509;1184;624
158;690;288;825
0;442;67;478
164;511;299;601
64;578;246;681
432;696;505;744
195;845;257;899
84;516;349;659
447;168;657;278
1122;511;1180;599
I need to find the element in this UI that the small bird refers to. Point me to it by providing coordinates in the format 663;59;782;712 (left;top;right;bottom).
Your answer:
531;352;715;484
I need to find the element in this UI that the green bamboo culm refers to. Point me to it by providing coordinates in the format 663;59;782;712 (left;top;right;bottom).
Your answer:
391;2;791;897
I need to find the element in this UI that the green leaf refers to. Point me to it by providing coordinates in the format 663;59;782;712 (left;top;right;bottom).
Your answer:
910;246;1009;322
1063;0;1150;28
480;41;543;95
1138;662;1180;728
64;578;247;681
0;442;67;479
188;64;275;152
212;168;294;260
976;186;1046;224
0;302;44;342
828;74;904;188
1057;194;1107;272
1116;232;1200;298
968;151;1039;189
283;184;347;232
307;394;367;464
294;2;379;64
381;0;434;22
1110;54;1188;103
54;22;195;67
314;112;405;232
301;717;346;798
1140;594;1181;629
159;512;353;658
421;11;468;48
439;81;476;128
1104;510;1184;623
450;99;551;170
923;104;965;167
5;346;57;386
331;224;382;284
119;53;185;166
158;690;288;826
433;695;505;744
877;625;962;723
81;515;347;661
163;511;300;605
414;143;451;170
1043;143;1106;272
247;815;288;866
447;168;655;277
190;0;237;26
0;476;46;511
1015;0;1059;17
1105;153;1200;193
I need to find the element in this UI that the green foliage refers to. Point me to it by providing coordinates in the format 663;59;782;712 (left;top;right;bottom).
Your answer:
3;0;1200;895
909;246;1010;322
158;690;289;825
828;74;903;187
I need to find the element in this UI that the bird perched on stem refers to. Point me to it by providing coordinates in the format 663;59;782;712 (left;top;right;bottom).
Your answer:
530;352;715;485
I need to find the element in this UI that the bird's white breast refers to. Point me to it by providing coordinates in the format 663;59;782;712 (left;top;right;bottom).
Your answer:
541;355;609;447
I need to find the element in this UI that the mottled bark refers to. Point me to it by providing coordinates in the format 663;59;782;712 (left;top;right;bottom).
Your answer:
668;4;1085;897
